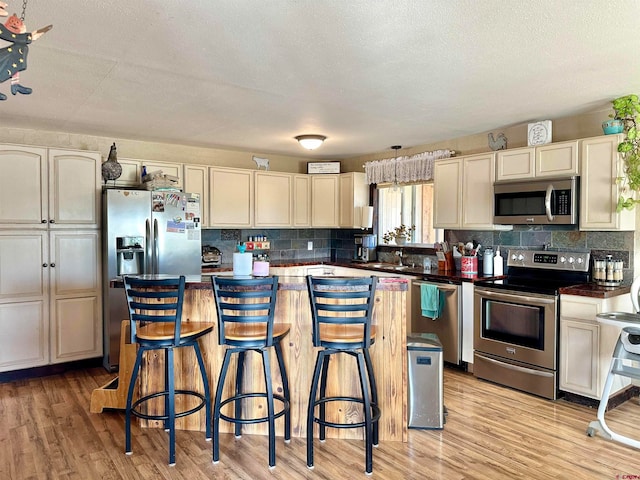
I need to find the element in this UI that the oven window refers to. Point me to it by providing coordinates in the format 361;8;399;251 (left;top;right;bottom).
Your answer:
482;299;544;350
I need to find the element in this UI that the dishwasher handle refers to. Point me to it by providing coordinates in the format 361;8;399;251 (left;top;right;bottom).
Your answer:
413;280;459;293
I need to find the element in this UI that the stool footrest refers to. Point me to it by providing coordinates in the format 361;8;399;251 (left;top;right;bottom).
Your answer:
219;392;290;425
130;389;207;421
311;396;381;429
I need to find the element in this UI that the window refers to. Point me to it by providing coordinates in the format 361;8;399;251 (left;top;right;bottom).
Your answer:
377;183;443;246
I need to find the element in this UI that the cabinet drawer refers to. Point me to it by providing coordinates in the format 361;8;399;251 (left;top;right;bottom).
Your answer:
561;297;600;320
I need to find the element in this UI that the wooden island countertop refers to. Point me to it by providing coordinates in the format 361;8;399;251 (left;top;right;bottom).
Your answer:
109;274;409;442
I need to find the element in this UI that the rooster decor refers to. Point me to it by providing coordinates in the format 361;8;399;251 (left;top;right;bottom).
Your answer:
488;132;508;151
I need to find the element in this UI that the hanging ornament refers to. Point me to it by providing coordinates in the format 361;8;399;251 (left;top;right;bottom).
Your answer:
102;143;123;185
0;0;52;100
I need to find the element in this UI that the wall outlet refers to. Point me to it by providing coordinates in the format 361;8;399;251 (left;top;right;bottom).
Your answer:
307;241;313;251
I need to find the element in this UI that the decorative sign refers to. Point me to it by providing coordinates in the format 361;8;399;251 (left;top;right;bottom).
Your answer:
307;161;341;174
527;120;553;146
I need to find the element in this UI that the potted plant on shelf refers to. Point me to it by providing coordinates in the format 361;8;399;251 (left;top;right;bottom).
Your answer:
610;94;640;211
382;224;415;245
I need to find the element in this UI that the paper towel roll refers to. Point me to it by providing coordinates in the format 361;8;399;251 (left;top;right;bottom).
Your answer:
233;252;253;277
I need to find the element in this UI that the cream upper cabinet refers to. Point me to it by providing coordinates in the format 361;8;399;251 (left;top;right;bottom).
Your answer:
560;293;632;399
140;160;183;189
254;171;293;227
495;147;535;181
434;154;503;230
209;167;254;227
462;153;497;228
48;149;101;229
496;141;578;182
49;230;101;363
580;134;635;231
293;174;311;227
339;172;369;228
183;165;209;225
0;145;47;227
535;140;579;177
311;175;339;227
113;158;142;187
433;158;463;228
0;146;100;229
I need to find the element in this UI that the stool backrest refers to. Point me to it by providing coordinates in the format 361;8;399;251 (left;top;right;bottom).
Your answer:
306;276;377;348
123;276;186;345
211;276;279;347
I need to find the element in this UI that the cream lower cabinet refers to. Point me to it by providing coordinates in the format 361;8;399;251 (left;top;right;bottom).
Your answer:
0;230;101;372
311;175;339;227
434;153;502;229
580;135;635;231
560;293;632;399
0;145;101;229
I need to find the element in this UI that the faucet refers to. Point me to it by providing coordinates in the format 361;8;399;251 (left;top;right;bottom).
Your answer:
395;250;403;266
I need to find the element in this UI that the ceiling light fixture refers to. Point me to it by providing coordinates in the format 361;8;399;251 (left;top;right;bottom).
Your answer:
295;134;327;150
391;145;402;191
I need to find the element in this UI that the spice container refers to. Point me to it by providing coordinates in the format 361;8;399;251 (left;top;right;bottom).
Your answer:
594;255;623;287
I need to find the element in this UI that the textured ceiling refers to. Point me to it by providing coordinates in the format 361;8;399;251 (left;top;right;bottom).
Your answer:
1;0;640;159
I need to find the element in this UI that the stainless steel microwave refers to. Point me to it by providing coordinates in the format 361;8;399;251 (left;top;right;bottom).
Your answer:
493;177;578;225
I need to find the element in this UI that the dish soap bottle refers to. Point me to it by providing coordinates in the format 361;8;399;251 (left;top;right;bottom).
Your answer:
493;248;504;276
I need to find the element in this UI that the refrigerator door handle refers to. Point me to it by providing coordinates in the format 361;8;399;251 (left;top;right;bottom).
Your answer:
153;218;159;274
145;218;152;274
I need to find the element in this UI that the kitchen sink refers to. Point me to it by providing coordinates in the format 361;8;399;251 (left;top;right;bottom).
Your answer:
368;263;409;270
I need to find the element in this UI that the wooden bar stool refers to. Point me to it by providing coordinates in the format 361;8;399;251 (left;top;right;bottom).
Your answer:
210;276;291;468
123;276;212;466
306;275;380;475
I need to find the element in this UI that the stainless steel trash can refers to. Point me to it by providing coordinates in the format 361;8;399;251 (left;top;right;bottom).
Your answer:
407;333;445;429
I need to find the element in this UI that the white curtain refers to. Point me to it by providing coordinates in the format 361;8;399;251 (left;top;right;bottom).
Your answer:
364;149;453;184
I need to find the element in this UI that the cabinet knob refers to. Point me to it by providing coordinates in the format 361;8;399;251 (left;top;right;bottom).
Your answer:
41;219;47;224
50;263;56;268
42;263;48;267
49;219;55;223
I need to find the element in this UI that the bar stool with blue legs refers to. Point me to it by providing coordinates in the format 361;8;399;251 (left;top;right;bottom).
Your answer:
306;275;380;475
210;275;291;468
123;275;212;466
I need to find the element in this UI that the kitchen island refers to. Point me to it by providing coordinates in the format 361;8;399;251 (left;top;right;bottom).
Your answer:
110;274;409;442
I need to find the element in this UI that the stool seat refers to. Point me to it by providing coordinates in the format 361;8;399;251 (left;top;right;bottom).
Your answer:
224;322;291;342
319;324;377;345
137;321;212;341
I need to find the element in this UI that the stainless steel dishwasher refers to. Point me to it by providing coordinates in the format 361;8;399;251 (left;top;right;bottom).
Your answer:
411;278;462;365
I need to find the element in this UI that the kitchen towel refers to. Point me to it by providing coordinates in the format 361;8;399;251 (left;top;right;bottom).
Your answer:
421;283;445;320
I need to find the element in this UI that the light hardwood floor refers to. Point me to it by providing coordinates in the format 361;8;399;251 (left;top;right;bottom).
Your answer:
1;365;639;479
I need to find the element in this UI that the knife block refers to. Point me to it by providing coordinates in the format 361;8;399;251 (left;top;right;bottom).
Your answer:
437;251;454;271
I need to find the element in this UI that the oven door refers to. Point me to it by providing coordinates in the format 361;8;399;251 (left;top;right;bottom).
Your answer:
474;287;558;370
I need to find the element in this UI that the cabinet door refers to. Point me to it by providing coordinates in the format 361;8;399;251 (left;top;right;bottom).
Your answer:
311;175;339;227
209;167;254;227
536;140;579;177
0;231;49;371
0;145;48;228
293;175;311;227
433;159;462;228
462;153;495;228
184;165;209;225
495;147;535;181
49;231;101;362
339;173;368;228
141;161;183;188
114;158;142;186
49;149;101;228
254;171;293;227
560;319;599;397
580;135;635;231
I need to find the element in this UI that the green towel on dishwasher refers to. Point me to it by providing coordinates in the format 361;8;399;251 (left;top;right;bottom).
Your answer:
421;283;444;320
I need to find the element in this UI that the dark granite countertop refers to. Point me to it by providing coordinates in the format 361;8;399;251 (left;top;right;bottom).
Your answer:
559;283;631;299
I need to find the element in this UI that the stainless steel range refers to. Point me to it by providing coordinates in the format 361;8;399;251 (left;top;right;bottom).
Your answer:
473;249;590;400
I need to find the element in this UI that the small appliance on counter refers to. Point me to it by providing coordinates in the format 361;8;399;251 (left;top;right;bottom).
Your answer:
202;245;222;267
354;234;377;263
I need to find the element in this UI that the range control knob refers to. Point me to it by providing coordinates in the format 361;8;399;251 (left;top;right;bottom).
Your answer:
568;257;575;264
576;257;584;264
560;256;567;263
517;254;525;261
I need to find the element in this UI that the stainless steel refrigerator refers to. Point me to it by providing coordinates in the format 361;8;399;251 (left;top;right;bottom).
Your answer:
102;188;202;371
